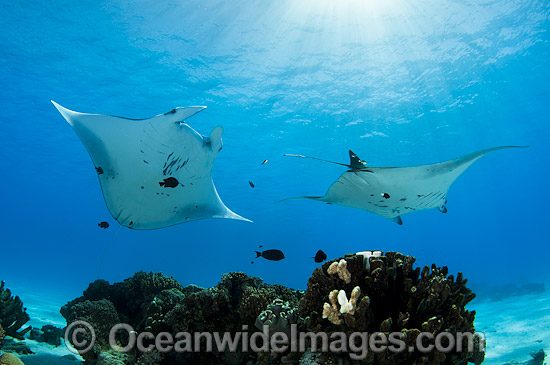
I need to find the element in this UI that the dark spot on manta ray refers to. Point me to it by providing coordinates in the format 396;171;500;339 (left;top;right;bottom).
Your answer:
417;194;423;197
248;181;255;188
143;160;149;164
141;186;144;189
95;167;104;175
159;177;179;188
164;109;177;115
381;193;390;199
370;194;374;196
129;221;133;225
400;198;407;201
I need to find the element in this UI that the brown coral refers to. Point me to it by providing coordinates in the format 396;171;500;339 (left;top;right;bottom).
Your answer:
299;252;484;365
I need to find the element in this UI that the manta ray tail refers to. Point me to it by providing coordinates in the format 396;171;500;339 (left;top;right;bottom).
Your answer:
284;150;369;171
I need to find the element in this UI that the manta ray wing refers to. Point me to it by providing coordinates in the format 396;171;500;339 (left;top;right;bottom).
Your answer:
285;146;523;224
52;101;251;230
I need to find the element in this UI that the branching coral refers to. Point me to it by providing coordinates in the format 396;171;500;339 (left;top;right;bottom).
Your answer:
300;252;484;364
322;287;361;325
0;281;31;340
326;259;351;283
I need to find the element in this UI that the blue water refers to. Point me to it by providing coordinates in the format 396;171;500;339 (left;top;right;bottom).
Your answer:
1;0;549;304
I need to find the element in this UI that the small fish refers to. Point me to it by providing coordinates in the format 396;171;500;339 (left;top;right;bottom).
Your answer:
249;181;255;188
95;167;104;175
312;249;327;263
261;159;268;165
255;249;285;261
195;204;198;210
381;193;390;199
97;221;109;229
159;177;179;188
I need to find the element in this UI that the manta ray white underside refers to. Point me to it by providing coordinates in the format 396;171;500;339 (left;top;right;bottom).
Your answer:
284;147;523;225
52;101;250;230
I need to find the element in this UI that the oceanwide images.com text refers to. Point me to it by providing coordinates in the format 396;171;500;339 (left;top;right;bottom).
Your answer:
65;321;485;360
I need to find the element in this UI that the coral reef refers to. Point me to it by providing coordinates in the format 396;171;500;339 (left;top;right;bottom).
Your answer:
0;282;31;340
255;298;299;336
299;252;484;364
61;271;302;364
0;339;33;355
504;349;546;365
60;252;484;364
29;324;64;346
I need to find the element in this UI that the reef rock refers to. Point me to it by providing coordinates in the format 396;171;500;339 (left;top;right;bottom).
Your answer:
29;324;64;346
0;353;24;365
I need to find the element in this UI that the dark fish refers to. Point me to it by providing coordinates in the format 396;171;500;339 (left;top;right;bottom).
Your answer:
159;177;179;188
261;159;268;165
255;249;285;261
98;221;109;229
381;193;390;199
313;249;327;263
95;167;104;175
249;181;255;188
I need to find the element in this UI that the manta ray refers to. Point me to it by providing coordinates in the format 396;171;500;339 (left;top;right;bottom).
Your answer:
284;147;522;225
52;101;250;230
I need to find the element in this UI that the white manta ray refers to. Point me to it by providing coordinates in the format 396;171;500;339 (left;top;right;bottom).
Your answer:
52;101;251;230
284;147;523;225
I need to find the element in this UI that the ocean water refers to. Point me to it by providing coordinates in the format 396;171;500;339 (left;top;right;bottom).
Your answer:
1;0;549;361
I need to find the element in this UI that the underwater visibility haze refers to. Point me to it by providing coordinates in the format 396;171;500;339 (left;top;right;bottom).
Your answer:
1;0;549;363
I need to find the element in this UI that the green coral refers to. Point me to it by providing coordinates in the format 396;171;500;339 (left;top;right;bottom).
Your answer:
0;281;31;341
